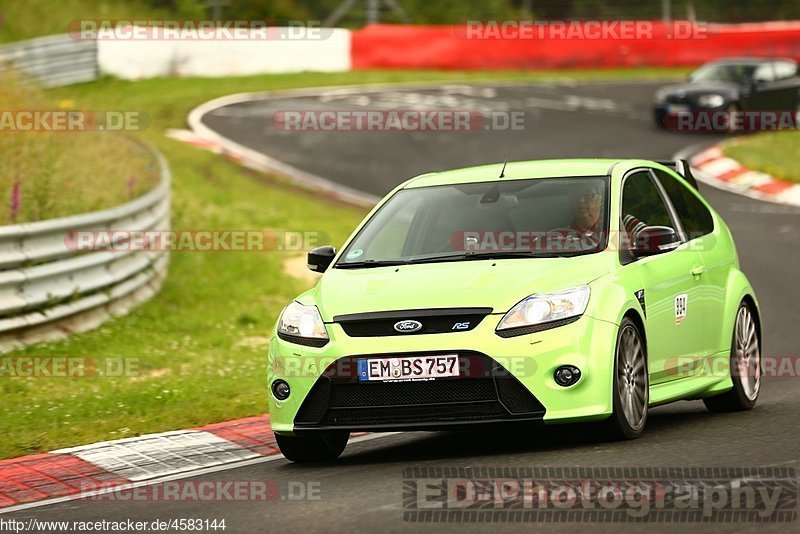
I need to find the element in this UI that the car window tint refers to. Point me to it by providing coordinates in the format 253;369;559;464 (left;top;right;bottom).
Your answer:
337;177;610;264
774;61;797;80
654;170;714;239
621;171;673;243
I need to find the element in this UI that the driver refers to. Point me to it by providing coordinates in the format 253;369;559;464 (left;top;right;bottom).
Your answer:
569;183;603;236
543;183;604;253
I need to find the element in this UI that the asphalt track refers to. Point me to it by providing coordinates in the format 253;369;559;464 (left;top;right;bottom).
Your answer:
8;80;800;532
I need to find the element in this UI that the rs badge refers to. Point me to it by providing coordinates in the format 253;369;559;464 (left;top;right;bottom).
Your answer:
675;294;688;325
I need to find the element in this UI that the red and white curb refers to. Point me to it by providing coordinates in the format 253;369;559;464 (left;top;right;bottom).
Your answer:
0;416;277;511
689;144;800;207
0;416;380;513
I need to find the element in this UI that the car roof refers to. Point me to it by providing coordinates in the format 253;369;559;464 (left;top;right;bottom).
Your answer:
706;57;795;66
404;159;649;188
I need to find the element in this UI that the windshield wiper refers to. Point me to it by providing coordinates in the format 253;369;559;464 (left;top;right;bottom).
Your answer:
335;251;570;269
334;259;410;269
463;250;570;260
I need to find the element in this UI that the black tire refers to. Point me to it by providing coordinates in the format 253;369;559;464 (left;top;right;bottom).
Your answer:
703;302;760;412
721;103;742;133
603;317;649;440
275;431;349;463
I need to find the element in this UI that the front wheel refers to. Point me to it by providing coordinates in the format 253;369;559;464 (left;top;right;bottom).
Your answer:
704;302;760;412
603;318;649;440
275;431;349;462
721;103;743;133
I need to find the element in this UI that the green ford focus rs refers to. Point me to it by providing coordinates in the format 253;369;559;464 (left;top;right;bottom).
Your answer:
268;159;762;462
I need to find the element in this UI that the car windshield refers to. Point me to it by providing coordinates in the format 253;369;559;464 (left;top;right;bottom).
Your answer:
335;176;609;267
690;63;756;84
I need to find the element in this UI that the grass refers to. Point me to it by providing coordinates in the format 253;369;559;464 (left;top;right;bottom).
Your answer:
723;131;800;184
0;67;689;459
0;71;159;224
0;0;177;43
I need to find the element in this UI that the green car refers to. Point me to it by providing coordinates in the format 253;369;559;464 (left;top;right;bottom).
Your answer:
268;159;762;462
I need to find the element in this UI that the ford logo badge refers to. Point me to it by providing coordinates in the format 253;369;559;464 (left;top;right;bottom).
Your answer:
393;320;422;333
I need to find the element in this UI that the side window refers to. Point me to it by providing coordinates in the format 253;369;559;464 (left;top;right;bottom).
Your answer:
621;171;674;247
654;170;714;240
753;63;775;84
774;61;797;81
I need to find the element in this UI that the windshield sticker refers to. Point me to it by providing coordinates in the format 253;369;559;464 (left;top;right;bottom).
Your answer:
346;248;364;260
675;294;688;325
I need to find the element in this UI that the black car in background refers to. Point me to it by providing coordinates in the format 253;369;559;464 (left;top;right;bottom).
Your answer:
654;57;800;129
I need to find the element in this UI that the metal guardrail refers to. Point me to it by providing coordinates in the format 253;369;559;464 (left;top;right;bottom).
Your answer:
0;34;98;87
0;145;170;352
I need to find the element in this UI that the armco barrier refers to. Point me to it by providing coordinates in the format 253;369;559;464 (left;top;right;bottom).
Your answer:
351;22;800;70
96;27;352;79
0;144;170;352
0;34;98;87
5;22;800;84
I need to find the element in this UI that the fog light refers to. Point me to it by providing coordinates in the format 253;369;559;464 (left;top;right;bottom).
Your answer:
272;379;291;400
554;366;581;387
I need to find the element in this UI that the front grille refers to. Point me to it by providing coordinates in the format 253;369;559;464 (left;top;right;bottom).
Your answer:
295;352;545;430
334;308;492;337
329;377;498;408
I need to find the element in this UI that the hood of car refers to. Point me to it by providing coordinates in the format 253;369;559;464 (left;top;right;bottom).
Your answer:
311;255;610;321
658;82;742;102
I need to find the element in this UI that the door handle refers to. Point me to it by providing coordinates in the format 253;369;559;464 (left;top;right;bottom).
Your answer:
691;265;705;277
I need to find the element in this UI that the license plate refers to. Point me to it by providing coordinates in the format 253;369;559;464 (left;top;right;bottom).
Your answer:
357;355;459;382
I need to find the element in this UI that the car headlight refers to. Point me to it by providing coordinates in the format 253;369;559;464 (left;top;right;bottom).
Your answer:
654;89;668;103
697;94;725;108
496;286;590;334
278;301;328;340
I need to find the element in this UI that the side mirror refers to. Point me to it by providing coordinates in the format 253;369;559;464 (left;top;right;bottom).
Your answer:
633;226;680;258
307;245;336;273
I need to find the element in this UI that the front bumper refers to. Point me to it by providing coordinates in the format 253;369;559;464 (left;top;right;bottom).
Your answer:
267;314;618;435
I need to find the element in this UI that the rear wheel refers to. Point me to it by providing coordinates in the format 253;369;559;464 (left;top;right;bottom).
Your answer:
603;318;648;440
704;302;760;412
275;431;349;462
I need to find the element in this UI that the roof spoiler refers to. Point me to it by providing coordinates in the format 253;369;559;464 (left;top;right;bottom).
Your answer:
654;159;699;190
